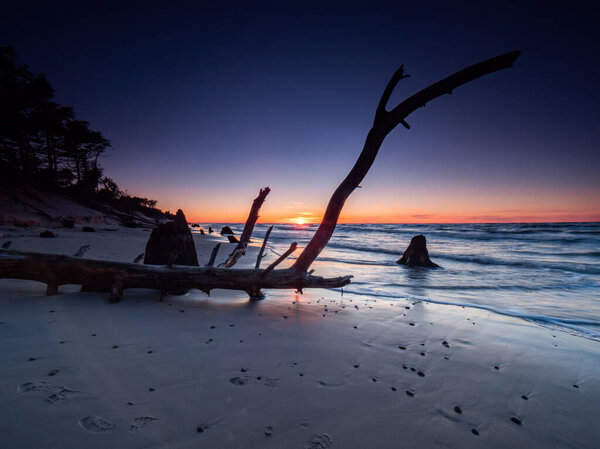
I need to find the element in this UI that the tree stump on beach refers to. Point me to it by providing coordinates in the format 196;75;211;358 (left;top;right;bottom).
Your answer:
397;235;439;268
144;209;199;266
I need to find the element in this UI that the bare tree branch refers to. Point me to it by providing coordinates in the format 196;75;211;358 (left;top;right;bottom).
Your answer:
220;187;270;268
255;225;273;269
261;242;297;277
206;243;221;267
292;50;521;273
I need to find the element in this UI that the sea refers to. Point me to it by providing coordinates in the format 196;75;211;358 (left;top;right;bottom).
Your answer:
196;223;600;342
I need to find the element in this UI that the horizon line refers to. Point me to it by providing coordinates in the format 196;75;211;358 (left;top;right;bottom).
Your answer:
186;220;600;225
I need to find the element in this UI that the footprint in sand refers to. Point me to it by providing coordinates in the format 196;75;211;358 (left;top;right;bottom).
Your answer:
263;378;278;388
229;376;279;387
129;416;158;431
19;380;63;393
19;380;80;404
305;433;333;449
317;380;343;388
78;415;116;433
229;376;250;386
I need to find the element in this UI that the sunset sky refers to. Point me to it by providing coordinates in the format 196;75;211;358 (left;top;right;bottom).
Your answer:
2;1;599;223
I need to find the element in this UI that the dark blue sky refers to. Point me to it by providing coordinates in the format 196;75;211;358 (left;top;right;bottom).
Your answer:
2;1;599;222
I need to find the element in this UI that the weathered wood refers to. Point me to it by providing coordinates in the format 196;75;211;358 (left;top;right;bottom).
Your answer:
73;245;89;258
397;235;439;268
45;279;58;296
261;242;297;277
221;187;270;268
292;51;521;273
206;243;221;267
255;225;273;269
0;250;352;301
144;209;199;266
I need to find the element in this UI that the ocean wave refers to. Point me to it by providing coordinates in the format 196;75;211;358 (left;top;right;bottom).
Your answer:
512;250;600;258
376;282;597;292
321;242;600;275
315;257;397;267
337;288;600;341
324;224;599;242
326;242;401;256
436;254;600;275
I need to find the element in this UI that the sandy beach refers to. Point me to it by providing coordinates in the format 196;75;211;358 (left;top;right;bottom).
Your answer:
1;225;599;449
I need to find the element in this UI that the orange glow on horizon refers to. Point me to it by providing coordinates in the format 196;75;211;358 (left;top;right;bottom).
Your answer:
184;210;600;224
151;186;600;225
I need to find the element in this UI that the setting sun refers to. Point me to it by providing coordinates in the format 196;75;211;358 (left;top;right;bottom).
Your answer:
294;217;306;225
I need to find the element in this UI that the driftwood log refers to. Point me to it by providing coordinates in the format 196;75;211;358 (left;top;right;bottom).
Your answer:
0;51;519;300
0;250;351;301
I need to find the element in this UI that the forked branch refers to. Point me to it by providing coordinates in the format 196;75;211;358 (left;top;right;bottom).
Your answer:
292;50;520;273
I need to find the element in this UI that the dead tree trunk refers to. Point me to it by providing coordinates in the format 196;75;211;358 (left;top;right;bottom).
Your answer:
220;187;270;268
0;250;351;301
397;235;439;268
293;50;521;273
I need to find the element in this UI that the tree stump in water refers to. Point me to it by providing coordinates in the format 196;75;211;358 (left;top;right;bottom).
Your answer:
221;226;234;235
144;209;199;266
397;235;439;268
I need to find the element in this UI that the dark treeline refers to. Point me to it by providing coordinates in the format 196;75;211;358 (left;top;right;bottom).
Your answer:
0;47;165;219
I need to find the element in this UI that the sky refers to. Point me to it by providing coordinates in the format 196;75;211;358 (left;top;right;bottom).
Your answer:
2;1;599;223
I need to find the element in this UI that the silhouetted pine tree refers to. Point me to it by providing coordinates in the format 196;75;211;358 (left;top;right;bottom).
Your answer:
0;46;110;194
0;46;166;219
